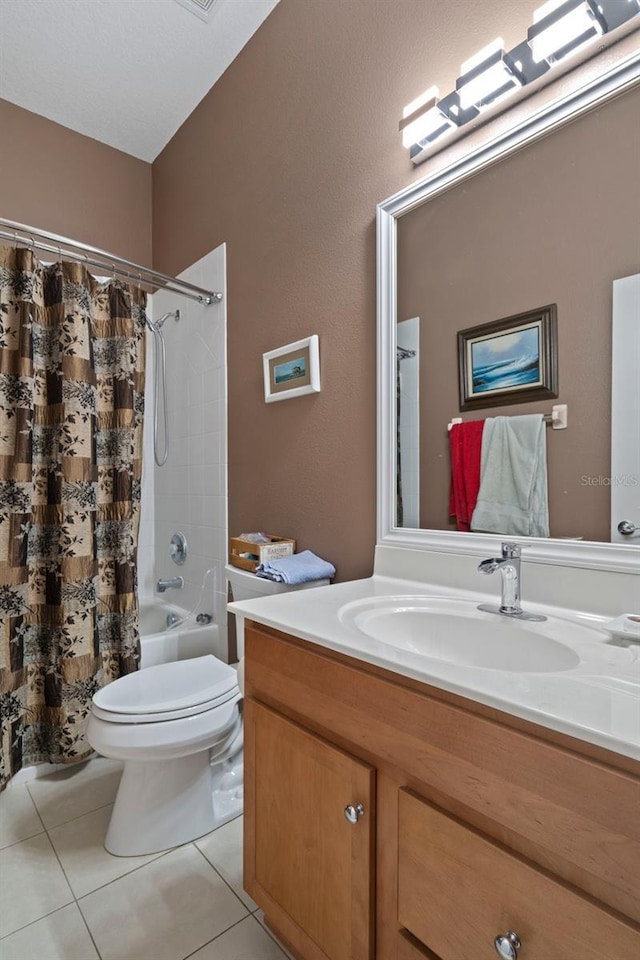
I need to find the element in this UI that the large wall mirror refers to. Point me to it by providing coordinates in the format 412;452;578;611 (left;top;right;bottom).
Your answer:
377;53;640;573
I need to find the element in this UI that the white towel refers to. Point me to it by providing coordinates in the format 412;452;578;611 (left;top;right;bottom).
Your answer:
470;415;549;537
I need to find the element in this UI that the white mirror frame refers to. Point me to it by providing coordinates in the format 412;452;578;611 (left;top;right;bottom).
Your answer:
377;51;640;575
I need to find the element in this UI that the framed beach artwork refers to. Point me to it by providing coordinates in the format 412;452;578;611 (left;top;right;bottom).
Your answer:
457;305;558;411
263;334;321;403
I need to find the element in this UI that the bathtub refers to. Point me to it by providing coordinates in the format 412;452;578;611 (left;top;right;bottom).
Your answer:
139;598;224;668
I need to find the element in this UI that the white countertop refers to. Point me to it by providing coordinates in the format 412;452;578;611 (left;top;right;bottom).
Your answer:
229;574;640;761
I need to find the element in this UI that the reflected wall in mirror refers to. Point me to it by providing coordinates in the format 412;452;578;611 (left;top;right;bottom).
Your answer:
395;83;640;543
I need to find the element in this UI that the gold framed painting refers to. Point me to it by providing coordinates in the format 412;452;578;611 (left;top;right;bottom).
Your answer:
458;305;558;411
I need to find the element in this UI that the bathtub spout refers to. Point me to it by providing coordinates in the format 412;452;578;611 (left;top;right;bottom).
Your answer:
156;576;184;593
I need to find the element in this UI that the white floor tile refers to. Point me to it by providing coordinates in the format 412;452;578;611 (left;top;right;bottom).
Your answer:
27;757;122;830
0;903;99;960
189;915;287;960
0;833;73;939
195;816;257;911
0;785;43;850
79;843;248;960
48;804;162;898
254;913;296;960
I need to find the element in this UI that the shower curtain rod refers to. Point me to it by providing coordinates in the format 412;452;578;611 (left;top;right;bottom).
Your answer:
0;217;223;306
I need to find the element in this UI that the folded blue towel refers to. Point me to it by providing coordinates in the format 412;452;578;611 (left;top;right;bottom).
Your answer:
256;550;336;585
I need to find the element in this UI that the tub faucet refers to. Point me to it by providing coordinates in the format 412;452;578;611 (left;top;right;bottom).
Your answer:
477;543;546;622
156;576;184;593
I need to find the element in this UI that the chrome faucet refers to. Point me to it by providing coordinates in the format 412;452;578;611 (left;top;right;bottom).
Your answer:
477;543;546;622
156;576;184;593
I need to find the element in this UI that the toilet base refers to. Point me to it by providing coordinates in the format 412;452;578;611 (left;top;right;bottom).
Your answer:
105;748;243;857
212;748;244;826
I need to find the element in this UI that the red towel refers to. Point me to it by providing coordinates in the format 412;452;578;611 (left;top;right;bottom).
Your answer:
449;420;484;531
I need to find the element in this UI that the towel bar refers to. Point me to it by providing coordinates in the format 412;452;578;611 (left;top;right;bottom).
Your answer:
448;404;568;432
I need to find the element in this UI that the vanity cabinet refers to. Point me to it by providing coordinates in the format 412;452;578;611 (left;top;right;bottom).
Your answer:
243;622;640;960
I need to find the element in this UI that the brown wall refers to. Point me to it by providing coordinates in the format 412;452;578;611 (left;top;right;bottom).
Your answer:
6;0;635;574
152;0;542;582
397;87;640;542
0;99;152;262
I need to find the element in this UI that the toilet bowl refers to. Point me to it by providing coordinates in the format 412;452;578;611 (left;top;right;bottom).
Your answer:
89;566;330;857
87;655;243;856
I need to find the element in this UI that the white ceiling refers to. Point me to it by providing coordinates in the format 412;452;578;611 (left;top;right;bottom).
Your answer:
0;0;280;162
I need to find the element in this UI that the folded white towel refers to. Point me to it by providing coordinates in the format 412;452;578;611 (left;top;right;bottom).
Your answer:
471;414;549;537
256;550;336;585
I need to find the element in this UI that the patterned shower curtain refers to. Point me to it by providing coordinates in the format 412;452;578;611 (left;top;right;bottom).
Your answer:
0;246;146;788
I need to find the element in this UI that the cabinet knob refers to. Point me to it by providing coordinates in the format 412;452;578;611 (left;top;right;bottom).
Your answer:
494;931;521;960
344;802;365;824
618;520;638;536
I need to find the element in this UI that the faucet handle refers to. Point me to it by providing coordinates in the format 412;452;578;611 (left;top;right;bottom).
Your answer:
501;542;521;559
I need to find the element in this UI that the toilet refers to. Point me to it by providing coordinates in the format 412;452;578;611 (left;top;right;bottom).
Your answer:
88;564;329;856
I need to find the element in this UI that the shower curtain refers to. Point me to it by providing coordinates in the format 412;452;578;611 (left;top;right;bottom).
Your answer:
0;246;146;788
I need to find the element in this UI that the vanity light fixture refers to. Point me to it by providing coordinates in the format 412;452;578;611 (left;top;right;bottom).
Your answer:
456;38;523;111
527;0;605;64
399;87;454;149
401;0;640;164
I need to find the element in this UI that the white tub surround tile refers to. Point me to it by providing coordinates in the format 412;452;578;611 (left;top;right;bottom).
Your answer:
0;903;99;960
195;815;257;911
79;843;247;960
26;757;122;830
0;833;73;938
189;915;287;960
48;805;163;898
148;244;228;655
0;783;43;850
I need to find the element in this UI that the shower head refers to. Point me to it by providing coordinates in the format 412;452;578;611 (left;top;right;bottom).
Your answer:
146;309;180;333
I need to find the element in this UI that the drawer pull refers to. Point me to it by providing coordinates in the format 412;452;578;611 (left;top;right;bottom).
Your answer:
494;931;521;959
344;802;365;824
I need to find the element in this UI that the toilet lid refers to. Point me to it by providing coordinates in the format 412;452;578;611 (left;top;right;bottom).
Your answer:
93;655;239;717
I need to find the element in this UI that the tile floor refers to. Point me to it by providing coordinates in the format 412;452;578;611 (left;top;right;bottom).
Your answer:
0;758;289;960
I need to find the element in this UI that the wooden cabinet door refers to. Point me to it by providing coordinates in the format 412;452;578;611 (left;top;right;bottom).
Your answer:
244;698;375;960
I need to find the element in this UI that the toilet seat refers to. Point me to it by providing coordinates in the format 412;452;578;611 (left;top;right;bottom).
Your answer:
92;655;240;724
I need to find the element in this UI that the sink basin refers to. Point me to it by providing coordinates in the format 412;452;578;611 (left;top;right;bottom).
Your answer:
338;597;594;673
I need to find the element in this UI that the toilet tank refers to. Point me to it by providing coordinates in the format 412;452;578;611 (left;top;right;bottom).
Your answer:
225;564;330;660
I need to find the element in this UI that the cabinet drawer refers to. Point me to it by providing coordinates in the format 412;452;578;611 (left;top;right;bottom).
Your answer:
398;789;640;960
